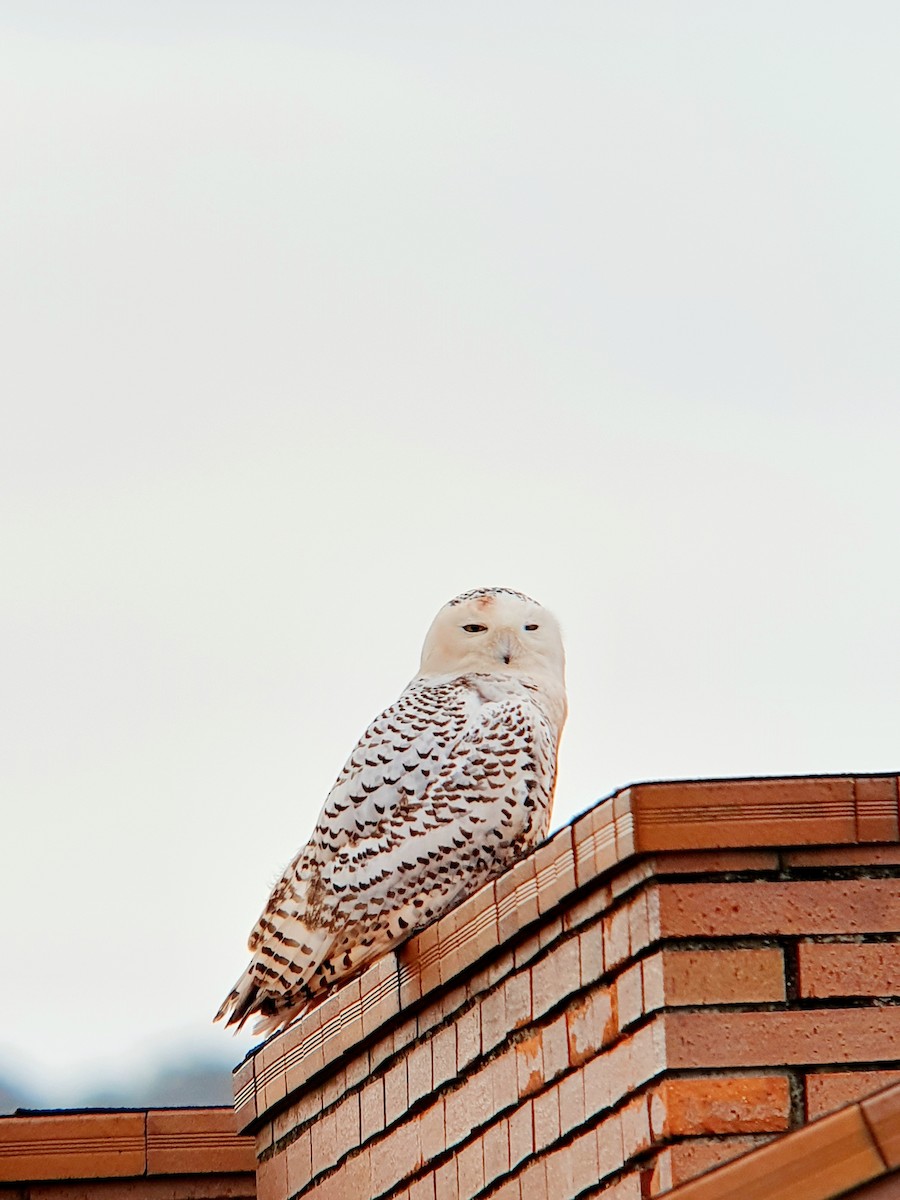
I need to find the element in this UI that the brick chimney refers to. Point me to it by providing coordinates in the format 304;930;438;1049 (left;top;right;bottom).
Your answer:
231;773;900;1200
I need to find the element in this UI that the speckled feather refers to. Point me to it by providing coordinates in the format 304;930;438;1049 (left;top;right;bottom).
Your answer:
216;588;566;1036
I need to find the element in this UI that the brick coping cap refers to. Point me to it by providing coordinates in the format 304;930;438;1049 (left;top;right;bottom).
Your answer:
0;1104;256;1183
668;1076;900;1199
233;771;900;1128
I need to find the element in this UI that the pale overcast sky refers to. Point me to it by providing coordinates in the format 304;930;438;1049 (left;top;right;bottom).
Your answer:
2;2;899;1099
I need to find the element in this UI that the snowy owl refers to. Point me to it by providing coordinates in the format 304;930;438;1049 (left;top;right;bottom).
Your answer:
216;587;566;1035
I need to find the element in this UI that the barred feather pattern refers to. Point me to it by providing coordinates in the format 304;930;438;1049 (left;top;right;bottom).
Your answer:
216;589;566;1036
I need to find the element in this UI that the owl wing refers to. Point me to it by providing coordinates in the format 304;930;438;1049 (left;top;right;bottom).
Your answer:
216;675;557;1034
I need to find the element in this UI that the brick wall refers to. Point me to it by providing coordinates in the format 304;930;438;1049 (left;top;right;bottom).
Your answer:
233;774;900;1200
0;1106;255;1198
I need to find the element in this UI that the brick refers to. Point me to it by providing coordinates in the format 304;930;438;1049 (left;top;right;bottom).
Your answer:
409;1177;437;1200
604;902;632;970
482;1117;510;1185
658;879;900;937
535;827;576;915
456;1135;485;1197
573;799;618;888
544;1137;576;1197
452;1003;480;1074
431;1024;457;1089
334;1092;361;1161
616;962;644;1030
620;1094;651;1160
146;1108;255;1175
595;1110;625;1180
665;1006;900;1069
407;1040;433;1105
855;774;899;841
480;984;507;1055
650;1075;790;1137
444;1070;486;1147
564;881;612;933
256;1147;288;1200
542;1013;571;1082
629;776;856;851
533;1083;561;1152
579;919;605;986
567;1126;601;1194
667;1103;883;1200
508;1099;534;1167
862;1082;900;1168
504;968;533;1030
650;1135;772;1193
654;849;780;874
516;1031;544;1097
433;1157;457;1200
286;1129;312;1195
566;985;617;1066
783;845;900;867
655;946;785;1006
487;1045;519;1112
806;1071;900;1119
798;941;900;998
360;1078;385;1142
310;1108;338;1177
599;1172;643;1200
0;1111;147;1182
496;854;539;944
417;1099;446;1162
559;1069;586;1135
384;1058;409;1125
532;936;581;1019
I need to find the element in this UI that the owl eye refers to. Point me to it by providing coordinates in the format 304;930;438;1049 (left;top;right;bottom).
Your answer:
462;623;488;633
524;624;539;631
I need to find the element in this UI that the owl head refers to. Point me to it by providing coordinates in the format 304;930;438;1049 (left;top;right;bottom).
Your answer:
418;588;566;690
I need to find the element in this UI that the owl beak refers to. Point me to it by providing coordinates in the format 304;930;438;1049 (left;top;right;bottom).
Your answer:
496;632;517;665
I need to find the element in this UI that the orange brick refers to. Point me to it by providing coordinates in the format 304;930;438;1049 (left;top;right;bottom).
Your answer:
531;936;581;1019
658;879;900;937
146;1108;255;1175
650;1135;772;1192
616;961;644;1029
384;1058;409;1125
256;1148;288;1200
417;1100;445;1162
533;1083;561;1151
655;946;785;1006
360;1078;385;1142
558;1069;586;1135
456;1135;485;1197
487;1045;519;1112
409;1175;436;1200
595;1109;625;1180
855;774;900;841
650;1075;790;1137
566;984;617;1066
578;919;605;986
516;1031;544;1097
455;1003;481;1072
620;1094;652;1160
798;942;900;998
806;1071;900;1119
482;1117;510;1185
665;1006;900;1069
604;902;632;969
654;849;780;874
783;845;900;867
0;1111;147;1182
542;1013;570;1082
599;1170;643;1199
508;1099;534;1167
629;776;856;851
567;1126;601;1194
